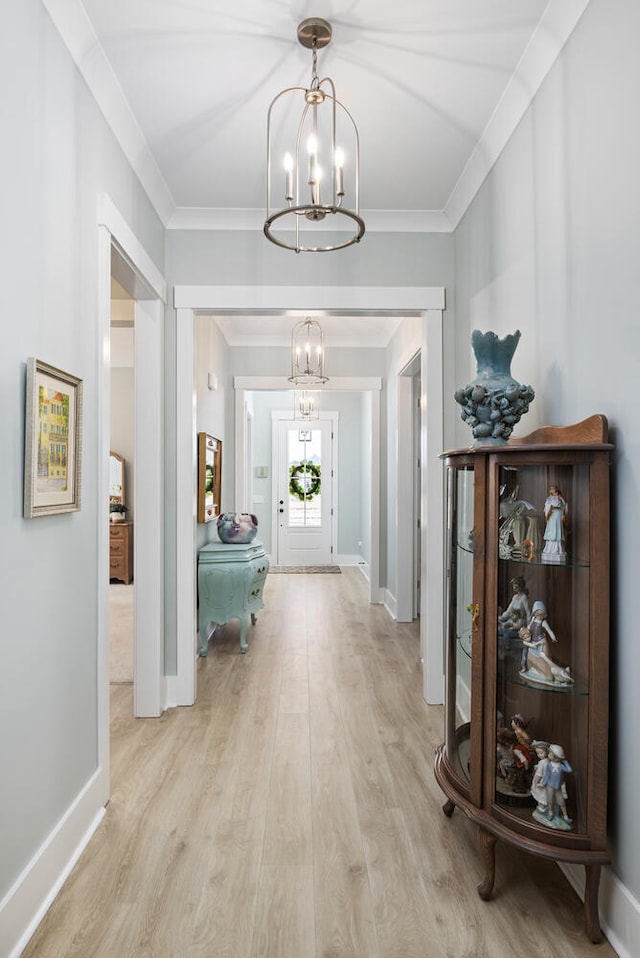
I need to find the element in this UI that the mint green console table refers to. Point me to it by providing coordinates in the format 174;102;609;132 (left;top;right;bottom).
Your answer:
197;539;269;654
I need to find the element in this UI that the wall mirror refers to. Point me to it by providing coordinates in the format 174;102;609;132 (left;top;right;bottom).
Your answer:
197;433;222;523
109;451;126;506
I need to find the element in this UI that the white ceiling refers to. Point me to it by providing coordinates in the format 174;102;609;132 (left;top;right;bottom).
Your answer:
79;1;588;345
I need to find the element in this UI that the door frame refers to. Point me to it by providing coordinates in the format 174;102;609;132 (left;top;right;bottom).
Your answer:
271;410;338;567
98;195;166;731
233;378;380;600
173;286;445;707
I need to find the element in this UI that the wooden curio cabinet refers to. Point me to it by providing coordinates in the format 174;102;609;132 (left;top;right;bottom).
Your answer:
434;416;612;942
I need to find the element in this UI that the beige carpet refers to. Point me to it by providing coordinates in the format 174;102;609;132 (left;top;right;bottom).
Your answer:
109;584;133;683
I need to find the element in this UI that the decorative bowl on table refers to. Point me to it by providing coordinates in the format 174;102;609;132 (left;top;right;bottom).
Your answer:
217;512;258;544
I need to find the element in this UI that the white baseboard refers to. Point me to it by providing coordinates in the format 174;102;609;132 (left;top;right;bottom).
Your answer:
335;554;361;566
560;862;640;958
383;589;397;620
0;769;107;958
356;560;370;582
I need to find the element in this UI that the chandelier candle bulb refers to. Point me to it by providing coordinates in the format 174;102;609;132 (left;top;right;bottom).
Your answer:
335;149;344;196
284;153;294;201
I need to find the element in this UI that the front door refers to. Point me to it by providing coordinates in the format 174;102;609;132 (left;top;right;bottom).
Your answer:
275;418;334;566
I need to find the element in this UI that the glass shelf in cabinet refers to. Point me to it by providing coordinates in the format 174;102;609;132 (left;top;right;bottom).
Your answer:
501;655;589;696
498;555;589;570
457;628;472;659
456;537;475;555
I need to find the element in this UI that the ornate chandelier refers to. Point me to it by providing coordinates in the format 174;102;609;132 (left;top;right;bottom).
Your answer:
288;318;328;386
293;390;320;422
265;18;365;253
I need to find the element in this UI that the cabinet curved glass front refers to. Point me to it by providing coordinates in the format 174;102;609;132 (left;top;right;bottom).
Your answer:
492;462;591;836
444;464;475;797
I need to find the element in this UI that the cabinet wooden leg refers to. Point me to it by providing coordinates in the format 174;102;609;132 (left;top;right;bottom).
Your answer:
584;864;603;944
442;799;456;818
476;828;497;901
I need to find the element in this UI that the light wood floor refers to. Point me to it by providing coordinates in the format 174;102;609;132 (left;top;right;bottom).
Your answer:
22;568;617;958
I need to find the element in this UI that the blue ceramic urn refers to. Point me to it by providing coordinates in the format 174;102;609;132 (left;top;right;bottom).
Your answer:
454;329;535;445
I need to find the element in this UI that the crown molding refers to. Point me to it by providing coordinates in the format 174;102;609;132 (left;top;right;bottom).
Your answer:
444;0;592;229
41;0;175;225
43;0;590;236
174;284;445;311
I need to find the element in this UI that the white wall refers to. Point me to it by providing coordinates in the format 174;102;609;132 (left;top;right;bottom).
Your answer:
0;0;164;946
454;0;640;920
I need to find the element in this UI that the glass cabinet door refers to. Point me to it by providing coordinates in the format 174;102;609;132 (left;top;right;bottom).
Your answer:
444;464;476;797
492;460;591;835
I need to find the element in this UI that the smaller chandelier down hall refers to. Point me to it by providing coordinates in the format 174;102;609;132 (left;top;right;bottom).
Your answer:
265;18;365;253
289;318;327;421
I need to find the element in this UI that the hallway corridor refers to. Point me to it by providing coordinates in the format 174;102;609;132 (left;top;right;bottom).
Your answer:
22;569;617;957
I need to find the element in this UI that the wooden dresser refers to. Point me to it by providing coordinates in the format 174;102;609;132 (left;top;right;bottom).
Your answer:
109;521;133;583
197;540;269;654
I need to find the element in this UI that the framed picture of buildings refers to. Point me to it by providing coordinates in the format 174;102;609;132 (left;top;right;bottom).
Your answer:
24;358;83;518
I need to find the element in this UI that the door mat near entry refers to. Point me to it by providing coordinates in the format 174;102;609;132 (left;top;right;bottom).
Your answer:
270;566;342;574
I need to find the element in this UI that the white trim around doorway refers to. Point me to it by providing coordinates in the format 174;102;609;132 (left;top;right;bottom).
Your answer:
172;286;445;709
98;195;166;724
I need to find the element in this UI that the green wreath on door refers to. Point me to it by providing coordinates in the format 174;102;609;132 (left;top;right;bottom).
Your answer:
289;460;322;501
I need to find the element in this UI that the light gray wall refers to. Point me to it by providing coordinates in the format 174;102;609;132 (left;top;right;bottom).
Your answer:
165;229;454;290
0;0;164;906
195;314;230;542
453;0;640;901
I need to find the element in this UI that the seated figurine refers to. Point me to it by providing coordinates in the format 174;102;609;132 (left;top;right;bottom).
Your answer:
519;602;573;686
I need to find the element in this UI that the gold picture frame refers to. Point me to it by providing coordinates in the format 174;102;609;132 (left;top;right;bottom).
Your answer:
197;432;222;523
24;358;83;518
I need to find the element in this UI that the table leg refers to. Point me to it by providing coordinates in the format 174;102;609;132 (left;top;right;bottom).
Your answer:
239;616;249;653
476;828;497;901
198;618;210;656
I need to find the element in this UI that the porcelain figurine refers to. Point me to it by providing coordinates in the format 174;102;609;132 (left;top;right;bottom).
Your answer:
542;485;568;563
533;744;573;830
509;714;534;793
530;742;550;813
498;576;531;636
519;600;573;686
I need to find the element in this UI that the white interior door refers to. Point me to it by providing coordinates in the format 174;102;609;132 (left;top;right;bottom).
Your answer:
276;419;334;566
